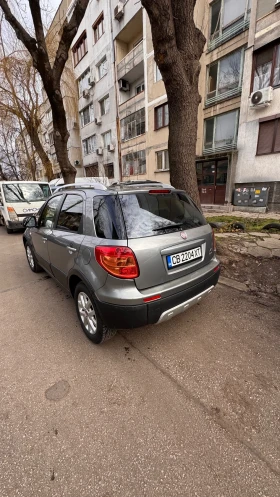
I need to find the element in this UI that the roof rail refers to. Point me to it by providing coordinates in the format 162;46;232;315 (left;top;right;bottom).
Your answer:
55;183;107;192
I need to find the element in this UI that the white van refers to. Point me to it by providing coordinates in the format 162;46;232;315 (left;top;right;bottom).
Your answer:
0;181;51;233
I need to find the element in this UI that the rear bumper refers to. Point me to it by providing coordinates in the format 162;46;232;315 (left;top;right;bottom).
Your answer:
95;267;220;329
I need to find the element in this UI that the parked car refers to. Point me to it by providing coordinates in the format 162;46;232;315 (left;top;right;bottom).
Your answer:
49;176;110;194
22;181;220;344
0;181;51;233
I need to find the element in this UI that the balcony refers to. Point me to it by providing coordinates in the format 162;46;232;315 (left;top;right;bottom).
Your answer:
208;17;250;52
117;41;144;81
205;86;242;107
203;141;237;156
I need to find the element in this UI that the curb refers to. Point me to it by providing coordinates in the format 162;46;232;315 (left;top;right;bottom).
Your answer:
218;276;248;293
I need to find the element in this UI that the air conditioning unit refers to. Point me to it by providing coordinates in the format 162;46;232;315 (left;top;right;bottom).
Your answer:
250;87;273;108
88;76;96;87
114;2;124;20
96;147;103;155
73;121;79;129
276;0;280;8
119;79;130;92
107;144;115;152
83;89;90;98
95;116;102;125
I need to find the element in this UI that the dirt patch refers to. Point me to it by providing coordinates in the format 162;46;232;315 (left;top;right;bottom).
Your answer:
217;239;280;298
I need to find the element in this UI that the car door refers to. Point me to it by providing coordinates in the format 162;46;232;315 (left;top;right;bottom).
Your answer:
31;195;63;271
47;193;85;289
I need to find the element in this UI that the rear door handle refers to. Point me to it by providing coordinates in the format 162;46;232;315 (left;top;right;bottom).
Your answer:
67;246;77;253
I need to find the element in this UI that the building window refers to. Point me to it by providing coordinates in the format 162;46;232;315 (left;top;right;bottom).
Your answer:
155;64;162;82
253;42;280;92
78;68;90;96
85;163;99;177
209;0;251;48
93;13;104;44
102;130;111;148
48;131;54;145
156;150;169;170
135;82;145;95
45;108;52;123
207;48;243;102
82;135;96;155
104;163;114;179
121;108;145;141
155;103;169;130
204;110;239;152
72;31;87;66
99;95;110;116
257;118;280;155
97;56;108;79
80;103;94;127
122;150;146;176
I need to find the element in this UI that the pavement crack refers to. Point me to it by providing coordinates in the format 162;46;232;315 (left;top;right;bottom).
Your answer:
120;332;280;480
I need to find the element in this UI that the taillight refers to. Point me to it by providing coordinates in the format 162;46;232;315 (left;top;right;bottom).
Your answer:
7;207;18;221
212;229;216;252
95;246;139;279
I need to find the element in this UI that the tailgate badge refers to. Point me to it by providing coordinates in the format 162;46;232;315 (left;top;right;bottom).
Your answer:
180;232;187;240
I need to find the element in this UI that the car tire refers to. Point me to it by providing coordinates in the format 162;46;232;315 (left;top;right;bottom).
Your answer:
74;282;116;344
25;243;43;273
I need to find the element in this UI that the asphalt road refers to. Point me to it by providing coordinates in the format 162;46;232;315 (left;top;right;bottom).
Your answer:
0;228;280;497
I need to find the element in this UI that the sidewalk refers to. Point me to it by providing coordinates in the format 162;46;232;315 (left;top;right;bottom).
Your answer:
203;209;280;220
215;232;280;258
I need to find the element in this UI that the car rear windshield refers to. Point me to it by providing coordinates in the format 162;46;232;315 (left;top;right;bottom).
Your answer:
93;192;206;240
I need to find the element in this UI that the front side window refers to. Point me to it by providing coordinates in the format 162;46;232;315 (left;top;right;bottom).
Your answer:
93;14;104;44
40;195;62;229
207;49;243;100
99;95;110;116
3;183;51;203
80;103;94;127
204;110;239;151
156;150;169;170
122;150;146;176
57;194;83;232
121;108;145;141
102;130;111;148
155;103;169;130
98;57;108;79
257;119;280;155
82;135;96;155
253;43;280;91
78;68;90;96
72;32;88;66
119;192;206;239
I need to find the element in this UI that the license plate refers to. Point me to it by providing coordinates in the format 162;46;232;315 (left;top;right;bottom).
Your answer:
167;247;202;269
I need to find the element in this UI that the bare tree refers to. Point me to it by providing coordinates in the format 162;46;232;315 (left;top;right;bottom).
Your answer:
141;0;205;205
0;0;90;184
0;116;30;180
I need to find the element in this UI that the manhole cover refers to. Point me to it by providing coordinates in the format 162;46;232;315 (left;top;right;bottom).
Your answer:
45;380;70;401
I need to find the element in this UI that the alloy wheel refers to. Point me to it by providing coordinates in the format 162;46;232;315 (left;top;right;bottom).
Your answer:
77;292;97;335
26;246;35;269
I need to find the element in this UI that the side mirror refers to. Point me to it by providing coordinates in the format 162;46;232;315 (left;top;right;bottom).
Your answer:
23;216;37;228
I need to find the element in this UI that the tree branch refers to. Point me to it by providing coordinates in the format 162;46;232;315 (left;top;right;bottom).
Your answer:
52;0;90;83
0;0;38;58
29;0;49;57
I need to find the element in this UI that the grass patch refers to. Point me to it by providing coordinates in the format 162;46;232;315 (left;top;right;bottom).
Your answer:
206;216;280;232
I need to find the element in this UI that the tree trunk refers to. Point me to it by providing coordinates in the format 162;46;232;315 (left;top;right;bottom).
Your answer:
48;88;76;185
168;85;201;207
25;121;54;181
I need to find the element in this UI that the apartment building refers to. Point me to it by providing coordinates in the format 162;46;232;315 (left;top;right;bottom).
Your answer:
235;0;280;211
70;0;119;181
40;0;83;179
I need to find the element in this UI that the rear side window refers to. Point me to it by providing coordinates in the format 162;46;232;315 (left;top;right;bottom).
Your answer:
119;192;206;239
57;194;83;233
93;195;126;240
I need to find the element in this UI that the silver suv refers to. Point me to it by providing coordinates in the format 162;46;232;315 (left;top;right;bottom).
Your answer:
23;181;220;344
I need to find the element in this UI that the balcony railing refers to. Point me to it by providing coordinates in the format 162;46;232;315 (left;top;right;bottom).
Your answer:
208;17;250;52
117;41;144;80
203;142;237;156
205;86;242;107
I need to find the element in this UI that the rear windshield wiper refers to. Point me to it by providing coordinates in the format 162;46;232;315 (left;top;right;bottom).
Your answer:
153;222;183;232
